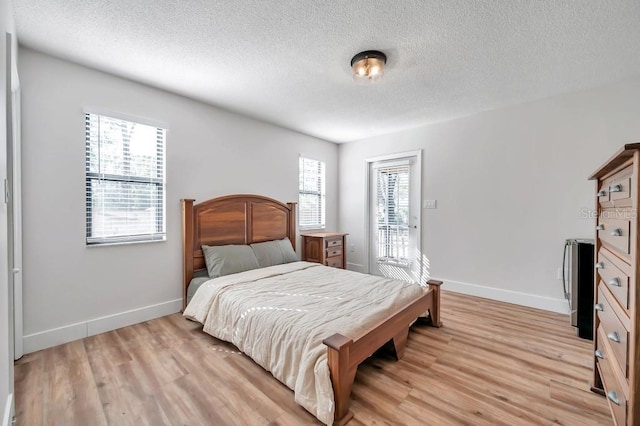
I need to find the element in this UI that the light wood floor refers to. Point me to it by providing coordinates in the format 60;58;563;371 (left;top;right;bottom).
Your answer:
14;291;612;425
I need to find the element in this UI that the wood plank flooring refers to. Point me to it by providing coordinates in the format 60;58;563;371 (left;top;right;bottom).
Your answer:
14;291;612;425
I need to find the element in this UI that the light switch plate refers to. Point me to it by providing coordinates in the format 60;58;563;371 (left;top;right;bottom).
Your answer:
423;199;437;209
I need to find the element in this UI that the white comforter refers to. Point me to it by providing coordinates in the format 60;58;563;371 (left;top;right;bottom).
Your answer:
183;261;425;425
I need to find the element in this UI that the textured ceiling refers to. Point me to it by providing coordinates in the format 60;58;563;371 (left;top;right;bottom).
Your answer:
13;0;640;143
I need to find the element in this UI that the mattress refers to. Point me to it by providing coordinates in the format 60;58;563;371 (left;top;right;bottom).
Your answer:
184;261;425;425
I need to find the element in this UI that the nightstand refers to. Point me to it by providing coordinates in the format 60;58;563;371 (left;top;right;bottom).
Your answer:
301;232;348;269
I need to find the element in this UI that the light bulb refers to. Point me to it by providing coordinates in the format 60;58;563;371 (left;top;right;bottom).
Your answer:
350;50;387;85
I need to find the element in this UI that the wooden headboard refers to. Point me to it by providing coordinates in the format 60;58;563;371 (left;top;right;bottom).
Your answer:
181;194;297;309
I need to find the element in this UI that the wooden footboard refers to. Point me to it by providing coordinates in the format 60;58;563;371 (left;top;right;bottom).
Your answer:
323;279;442;425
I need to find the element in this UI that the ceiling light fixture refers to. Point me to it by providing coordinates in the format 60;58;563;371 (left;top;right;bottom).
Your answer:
351;50;387;85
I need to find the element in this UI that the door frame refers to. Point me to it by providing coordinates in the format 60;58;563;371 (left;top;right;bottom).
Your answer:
364;149;422;277
7;33;21;361
10;87;20;360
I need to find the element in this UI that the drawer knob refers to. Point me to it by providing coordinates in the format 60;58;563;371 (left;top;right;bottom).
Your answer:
597;190;607;197
608;277;621;287
610;228;622;237
596;225;605;231
609;184;622;193
595;349;605;359
595;262;604;269
607;391;621;406
594;303;604;311
607;331;621;343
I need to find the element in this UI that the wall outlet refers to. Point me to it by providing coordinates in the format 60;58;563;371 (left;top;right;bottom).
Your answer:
423;199;437;209
557;267;563;280
350;244;355;252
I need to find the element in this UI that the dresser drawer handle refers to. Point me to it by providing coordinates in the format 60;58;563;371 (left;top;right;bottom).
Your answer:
608;277;621;287
595;349;605;359
594;303;604;311
610;228;622;237
607;331;620;343
607;391;621;406
597;190;607;197
595;262;604;269
609;184;622;193
596;225;605;231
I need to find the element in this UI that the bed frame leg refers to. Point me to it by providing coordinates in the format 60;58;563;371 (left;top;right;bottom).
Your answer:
391;327;410;360
427;279;443;327
323;333;356;426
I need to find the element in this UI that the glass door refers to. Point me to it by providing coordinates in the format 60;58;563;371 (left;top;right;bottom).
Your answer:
369;154;421;283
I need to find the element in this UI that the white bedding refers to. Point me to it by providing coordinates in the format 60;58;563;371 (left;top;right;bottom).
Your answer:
183;261;425;425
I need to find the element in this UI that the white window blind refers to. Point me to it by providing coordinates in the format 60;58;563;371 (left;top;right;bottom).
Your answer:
374;161;410;264
299;157;326;230
85;113;166;245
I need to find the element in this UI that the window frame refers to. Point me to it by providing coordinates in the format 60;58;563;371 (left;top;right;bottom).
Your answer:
298;156;326;231
84;111;167;246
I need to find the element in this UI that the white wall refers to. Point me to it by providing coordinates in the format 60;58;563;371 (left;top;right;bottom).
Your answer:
339;76;640;313
19;48;338;352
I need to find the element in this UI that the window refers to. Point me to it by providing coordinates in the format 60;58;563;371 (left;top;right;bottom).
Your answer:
298;157;325;230
374;161;410;264
85;113;166;245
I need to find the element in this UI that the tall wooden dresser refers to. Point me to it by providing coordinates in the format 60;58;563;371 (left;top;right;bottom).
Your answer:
590;143;640;426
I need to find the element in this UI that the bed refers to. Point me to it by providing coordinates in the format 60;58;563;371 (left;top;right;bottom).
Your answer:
181;194;442;425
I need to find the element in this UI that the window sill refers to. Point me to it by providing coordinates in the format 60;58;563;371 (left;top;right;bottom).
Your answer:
299;226;326;232
86;238;166;248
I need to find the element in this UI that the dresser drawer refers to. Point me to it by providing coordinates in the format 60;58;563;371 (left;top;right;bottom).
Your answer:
609;177;631;202
599;165;633;208
596;287;629;378
596;326;628;426
325;237;343;248
598;217;631;256
609;166;633;204
597;181;610;204
597;249;630;311
325;256;343;268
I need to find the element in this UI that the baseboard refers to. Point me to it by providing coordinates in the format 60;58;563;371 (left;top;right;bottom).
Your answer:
86;299;182;336
3;393;12;426
23;299;182;354
443;279;570;314
346;262;365;273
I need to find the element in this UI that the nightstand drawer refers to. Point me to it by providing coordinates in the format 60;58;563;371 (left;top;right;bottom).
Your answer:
325;256;343;268
326;247;342;258
325;237;343;248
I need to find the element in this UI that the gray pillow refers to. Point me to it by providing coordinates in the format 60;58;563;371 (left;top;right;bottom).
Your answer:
187;276;211;305
250;238;299;267
201;244;260;278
